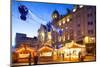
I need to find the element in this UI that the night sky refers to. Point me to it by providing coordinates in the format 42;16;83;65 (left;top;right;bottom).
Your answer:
12;0;74;47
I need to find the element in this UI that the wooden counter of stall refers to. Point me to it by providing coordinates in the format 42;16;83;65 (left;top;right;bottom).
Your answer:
38;45;54;62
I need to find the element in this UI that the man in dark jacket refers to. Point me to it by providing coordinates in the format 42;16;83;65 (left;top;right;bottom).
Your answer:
29;53;32;65
33;53;38;65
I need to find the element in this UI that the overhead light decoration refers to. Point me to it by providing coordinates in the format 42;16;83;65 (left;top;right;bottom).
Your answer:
73;5;78;12
79;5;83;8
18;5;28;21
52;14;58;19
73;8;76;12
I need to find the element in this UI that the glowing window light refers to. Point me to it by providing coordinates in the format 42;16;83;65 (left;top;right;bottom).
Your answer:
48;32;52;40
59;22;61;26
84;36;90;43
63;20;66;24
48;35;51;40
61;28;63;31
66;27;68;29
41;32;45;41
63;35;65;41
54;14;57;18
90;37;95;43
41;32;45;37
67;18;70;22
59;36;61;42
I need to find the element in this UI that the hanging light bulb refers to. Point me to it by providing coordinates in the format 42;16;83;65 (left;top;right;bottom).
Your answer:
79;5;83;8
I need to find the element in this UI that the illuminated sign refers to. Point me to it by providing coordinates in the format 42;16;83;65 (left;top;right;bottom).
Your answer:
19;53;29;58
40;52;52;56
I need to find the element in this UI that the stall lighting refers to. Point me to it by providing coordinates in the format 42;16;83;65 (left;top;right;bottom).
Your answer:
19;53;29;58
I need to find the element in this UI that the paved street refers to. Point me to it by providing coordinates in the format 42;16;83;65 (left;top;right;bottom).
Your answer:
12;55;95;66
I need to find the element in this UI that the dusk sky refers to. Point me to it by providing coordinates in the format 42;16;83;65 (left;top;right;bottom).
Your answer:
12;0;74;47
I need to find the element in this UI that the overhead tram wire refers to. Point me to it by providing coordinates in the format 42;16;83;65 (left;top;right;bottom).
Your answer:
30;10;47;23
12;14;42;26
28;10;44;25
26;2;48;24
28;9;47;25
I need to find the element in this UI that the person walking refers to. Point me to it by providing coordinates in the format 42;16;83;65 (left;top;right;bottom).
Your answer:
79;52;84;62
29;53;32;66
33;53;38;65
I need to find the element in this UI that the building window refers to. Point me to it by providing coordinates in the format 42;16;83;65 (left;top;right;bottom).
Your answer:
77;14;80;18
77;30;81;35
87;6;92;10
77;24;80;27
88;21;93;25
87;13;92;17
88;30;94;34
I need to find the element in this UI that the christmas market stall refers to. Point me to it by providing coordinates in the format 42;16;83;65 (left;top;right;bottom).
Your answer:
59;41;86;62
13;45;36;63
38;45;54;62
